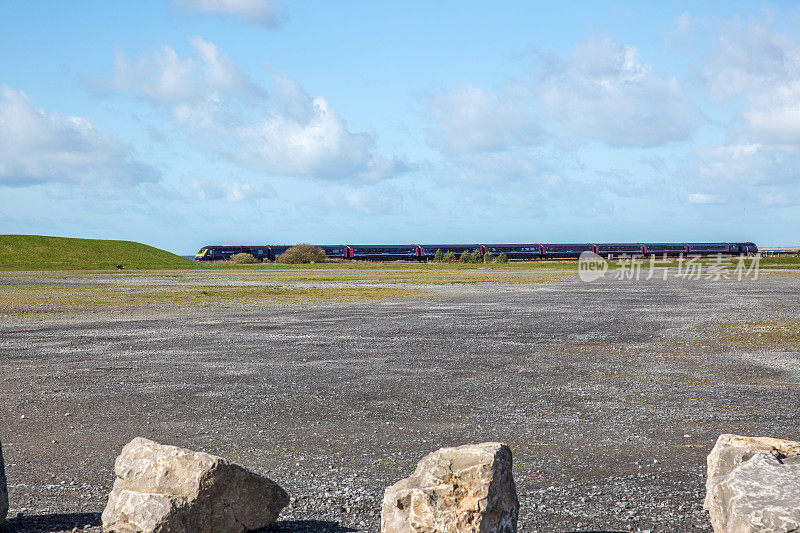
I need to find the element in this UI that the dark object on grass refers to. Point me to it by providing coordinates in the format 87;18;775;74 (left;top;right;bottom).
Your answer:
116;264;124;270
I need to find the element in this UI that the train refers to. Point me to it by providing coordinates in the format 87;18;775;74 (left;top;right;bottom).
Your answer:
194;242;759;261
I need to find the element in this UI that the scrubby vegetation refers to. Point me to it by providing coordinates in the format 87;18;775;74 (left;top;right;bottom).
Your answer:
496;253;508;263
230;253;259;264
433;249;444;262
277;244;327;264
0;235;195;270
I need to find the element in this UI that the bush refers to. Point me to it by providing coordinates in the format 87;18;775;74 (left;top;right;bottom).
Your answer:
433;249;444;262
470;251;481;263
442;252;456;263
496;253;508;263
277;244;327;264
483;252;494;263
459;250;471;263
230;252;259;264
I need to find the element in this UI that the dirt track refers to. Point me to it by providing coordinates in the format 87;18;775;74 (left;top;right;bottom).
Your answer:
1;269;799;532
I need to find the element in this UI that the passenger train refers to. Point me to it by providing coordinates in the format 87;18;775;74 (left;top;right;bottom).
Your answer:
194;242;758;261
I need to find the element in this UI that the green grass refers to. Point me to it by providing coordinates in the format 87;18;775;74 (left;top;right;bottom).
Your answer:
0;235;197;270
0;283;426;314
759;256;800;269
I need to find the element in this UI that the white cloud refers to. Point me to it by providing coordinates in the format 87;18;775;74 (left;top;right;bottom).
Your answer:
184;177;273;202
425;36;699;164
111;37;260;103
687;192;721;204
690;142;800;206
539;38;699;147
704;20;798;98
425;84;539;153
0;86;158;187
702;21;800;149
688;20;800;205
109;40;408;181
174;0;283;27
236;95;406;180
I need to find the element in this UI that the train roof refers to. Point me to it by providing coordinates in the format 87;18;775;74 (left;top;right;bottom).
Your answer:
482;243;541;247
348;244;416;249
421;244;480;248
199;245;271;249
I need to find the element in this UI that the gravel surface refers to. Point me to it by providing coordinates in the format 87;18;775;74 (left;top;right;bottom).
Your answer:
1;270;799;532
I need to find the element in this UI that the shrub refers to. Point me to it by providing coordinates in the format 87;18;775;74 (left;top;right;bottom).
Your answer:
470;251;481;263
433;249;444;262
442;251;456;263
230;252;259;264
277;244;327;264
496;253;508;263
483;252;494;263
459;250;471;263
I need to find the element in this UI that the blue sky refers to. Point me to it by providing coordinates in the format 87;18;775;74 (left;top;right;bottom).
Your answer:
2;1;800;253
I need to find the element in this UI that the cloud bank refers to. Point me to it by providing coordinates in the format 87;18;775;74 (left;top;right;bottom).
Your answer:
109;39;409;181
0;86;159;187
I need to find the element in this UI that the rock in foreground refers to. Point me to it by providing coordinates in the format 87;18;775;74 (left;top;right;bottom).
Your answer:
1;439;7;526
102;437;289;533
705;434;800;532
381;442;518;533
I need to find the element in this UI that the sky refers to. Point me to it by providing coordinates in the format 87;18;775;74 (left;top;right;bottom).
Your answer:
2;1;800;254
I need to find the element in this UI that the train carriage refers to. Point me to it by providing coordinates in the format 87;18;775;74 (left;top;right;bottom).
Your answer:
540;243;594;259
318;245;350;259
482;244;542;260
348;244;420;261
420;244;482;260
642;243;689;256
687;242;730;254
195;245;271;261
730;242;758;254
594;243;645;256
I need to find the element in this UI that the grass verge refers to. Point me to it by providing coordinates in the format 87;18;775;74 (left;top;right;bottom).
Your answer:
0;235;196;270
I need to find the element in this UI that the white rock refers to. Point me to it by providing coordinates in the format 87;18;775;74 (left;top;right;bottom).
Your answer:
0;439;7;526
381;442;519;533
102;437;289;533
705;434;800;532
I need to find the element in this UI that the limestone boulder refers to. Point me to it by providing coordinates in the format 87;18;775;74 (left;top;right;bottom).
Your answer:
102;437;289;533
1;439;7;526
705;434;800;532
381;442;518;533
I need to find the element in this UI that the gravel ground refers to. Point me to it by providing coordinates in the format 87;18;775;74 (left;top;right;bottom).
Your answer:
1;270;799;532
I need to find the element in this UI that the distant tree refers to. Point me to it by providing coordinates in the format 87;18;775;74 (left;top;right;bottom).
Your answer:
433;249;444;262
470;250;481;263
277;244;326;264
483;252;494;263
230;253;259;264
442;252;456;263
496;253;508;263
459;250;471;263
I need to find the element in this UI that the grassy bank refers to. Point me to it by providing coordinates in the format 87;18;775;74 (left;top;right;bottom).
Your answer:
0;235;196;270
